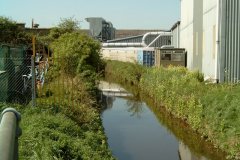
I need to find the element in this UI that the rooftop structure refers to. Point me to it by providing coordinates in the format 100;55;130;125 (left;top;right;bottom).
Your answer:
85;17;115;42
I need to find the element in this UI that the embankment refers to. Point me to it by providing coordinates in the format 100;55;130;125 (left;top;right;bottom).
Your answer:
105;60;240;160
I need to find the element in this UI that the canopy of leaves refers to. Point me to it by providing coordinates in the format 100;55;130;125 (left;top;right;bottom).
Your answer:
39;17;81;44
58;17;80;32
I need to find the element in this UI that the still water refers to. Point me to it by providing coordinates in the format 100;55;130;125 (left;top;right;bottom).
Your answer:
100;81;223;160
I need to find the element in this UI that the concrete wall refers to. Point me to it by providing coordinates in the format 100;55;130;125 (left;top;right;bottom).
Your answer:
202;0;218;79
101;48;155;66
181;0;240;82
193;0;203;72
171;22;180;48
180;0;194;70
101;48;138;63
181;0;218;80
180;0;203;72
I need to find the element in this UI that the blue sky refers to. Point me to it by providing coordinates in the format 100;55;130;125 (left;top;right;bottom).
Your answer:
0;0;180;30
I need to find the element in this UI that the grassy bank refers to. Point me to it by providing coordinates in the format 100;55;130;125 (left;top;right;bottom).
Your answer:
0;76;114;160
105;60;240;159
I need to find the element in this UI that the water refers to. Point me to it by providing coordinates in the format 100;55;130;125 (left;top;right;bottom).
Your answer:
102;97;179;160
100;81;225;160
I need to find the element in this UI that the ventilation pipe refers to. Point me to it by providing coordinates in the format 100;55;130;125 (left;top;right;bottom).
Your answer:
102;32;172;47
142;32;172;47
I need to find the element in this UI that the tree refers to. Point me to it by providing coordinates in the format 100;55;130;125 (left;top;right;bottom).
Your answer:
0;16;32;44
44;17;104;77
57;17;80;32
50;32;103;76
0;16;18;43
39;17;81;44
49;20;104;94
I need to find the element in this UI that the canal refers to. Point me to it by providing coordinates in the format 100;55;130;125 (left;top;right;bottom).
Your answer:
99;81;226;160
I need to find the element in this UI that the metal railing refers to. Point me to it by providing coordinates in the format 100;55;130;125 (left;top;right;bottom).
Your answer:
0;108;21;160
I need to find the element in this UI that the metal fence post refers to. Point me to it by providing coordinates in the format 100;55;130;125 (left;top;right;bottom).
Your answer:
0;108;21;160
31;56;36;107
32;36;36;107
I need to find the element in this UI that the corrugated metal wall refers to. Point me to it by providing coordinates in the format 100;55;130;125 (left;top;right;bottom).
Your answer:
107;35;171;48
221;0;240;83
147;36;171;48
108;35;143;43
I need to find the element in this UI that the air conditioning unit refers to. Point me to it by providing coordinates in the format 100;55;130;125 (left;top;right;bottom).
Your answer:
154;48;186;67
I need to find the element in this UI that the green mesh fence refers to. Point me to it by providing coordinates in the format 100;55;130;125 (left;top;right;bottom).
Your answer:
0;45;32;104
0;44;84;107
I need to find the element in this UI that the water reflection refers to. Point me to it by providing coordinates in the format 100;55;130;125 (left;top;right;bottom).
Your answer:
101;95;115;110
99;81;226;160
179;142;207;160
126;97;144;118
99;81;179;160
101;97;179;160
99;81;132;97
100;92;145;118
99;81;144;118
99;81;132;111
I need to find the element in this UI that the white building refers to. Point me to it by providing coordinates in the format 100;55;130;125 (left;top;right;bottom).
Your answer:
180;0;240;83
171;21;181;48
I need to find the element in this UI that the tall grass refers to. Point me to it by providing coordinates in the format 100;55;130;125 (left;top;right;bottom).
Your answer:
105;60;240;159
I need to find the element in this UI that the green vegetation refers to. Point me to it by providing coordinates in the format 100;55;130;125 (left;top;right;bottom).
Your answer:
39;17;83;44
47;18;105;98
0;16;114;159
0;101;113;160
0;16;32;44
51;32;103;75
105;60;240;159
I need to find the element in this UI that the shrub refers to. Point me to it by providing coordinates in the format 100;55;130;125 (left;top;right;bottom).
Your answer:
51;32;103;77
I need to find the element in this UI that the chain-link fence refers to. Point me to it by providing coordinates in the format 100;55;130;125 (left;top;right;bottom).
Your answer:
0;45;32;104
36;57;77;107
0;44;94;107
0;44;72;106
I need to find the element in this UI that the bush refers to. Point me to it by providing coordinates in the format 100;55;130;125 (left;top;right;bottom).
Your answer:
0;100;114;160
51;32;103;77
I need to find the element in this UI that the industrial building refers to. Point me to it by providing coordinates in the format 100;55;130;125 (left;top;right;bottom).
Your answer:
85;17;115;42
171;21;181;48
101;31;173;66
100;0;239;83
180;0;240;83
101;23;187;67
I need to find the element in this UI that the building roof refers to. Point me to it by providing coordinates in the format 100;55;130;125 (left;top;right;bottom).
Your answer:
170;21;180;31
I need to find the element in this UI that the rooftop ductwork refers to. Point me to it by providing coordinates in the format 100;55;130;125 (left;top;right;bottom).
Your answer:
102;32;172;48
